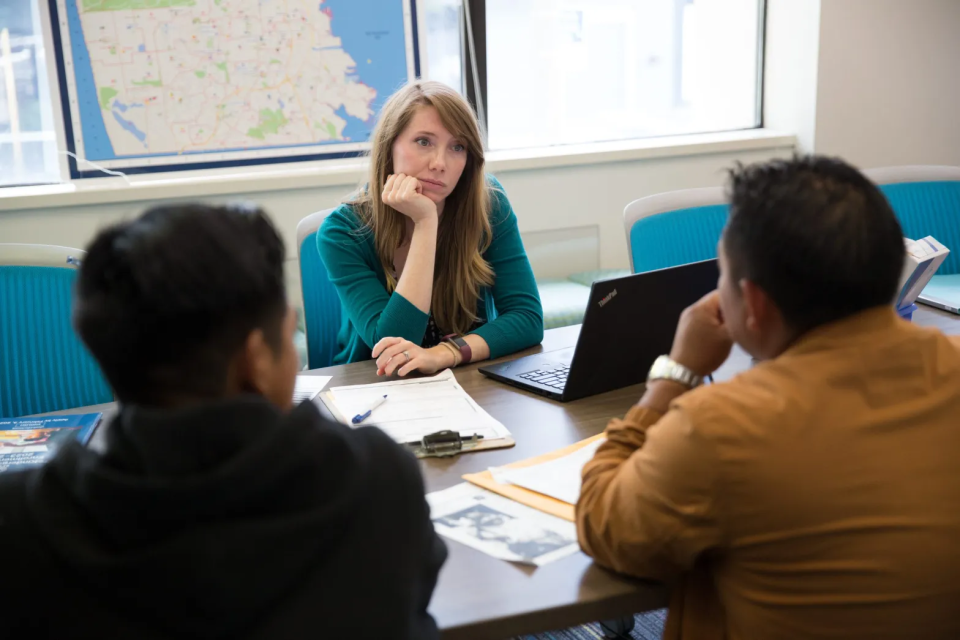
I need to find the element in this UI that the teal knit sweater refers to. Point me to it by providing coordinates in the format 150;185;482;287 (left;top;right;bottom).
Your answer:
317;176;544;365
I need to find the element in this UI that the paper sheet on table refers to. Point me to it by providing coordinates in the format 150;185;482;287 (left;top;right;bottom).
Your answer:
462;434;607;521
323;369;510;445
427;483;580;567
494;437;606;505
293;375;332;404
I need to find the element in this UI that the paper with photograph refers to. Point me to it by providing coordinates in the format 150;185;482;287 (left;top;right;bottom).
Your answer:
427;483;580;566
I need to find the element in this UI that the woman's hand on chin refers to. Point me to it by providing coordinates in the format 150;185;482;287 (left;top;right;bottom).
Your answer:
382;174;439;224
372;337;455;377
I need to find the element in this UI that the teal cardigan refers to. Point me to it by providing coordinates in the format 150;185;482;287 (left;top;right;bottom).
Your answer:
317;176;544;365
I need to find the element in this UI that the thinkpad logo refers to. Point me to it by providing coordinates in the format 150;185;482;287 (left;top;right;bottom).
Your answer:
598;289;618;307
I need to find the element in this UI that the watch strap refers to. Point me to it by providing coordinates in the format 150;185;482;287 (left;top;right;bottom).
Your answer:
647;355;703;389
443;334;472;364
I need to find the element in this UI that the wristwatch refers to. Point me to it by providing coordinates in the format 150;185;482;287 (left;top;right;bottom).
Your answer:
443;334;472;364
647;355;703;389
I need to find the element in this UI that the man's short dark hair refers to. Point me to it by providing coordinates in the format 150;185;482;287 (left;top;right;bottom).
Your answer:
723;155;905;333
74;203;287;405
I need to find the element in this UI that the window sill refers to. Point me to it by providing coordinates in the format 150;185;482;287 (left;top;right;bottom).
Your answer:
0;128;795;212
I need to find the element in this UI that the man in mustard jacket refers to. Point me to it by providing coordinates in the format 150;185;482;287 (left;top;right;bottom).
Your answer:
578;155;960;640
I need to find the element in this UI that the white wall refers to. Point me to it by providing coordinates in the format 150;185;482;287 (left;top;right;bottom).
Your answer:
763;0;822;152
764;0;960;169
813;0;960;168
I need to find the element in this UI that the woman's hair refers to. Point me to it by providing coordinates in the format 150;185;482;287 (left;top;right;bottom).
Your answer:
351;80;494;335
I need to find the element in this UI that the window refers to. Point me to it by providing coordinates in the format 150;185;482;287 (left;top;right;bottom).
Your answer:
485;0;763;150
0;1;60;187
421;0;465;97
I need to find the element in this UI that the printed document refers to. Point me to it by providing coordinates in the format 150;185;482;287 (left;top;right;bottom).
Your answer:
325;370;510;444
492;438;606;505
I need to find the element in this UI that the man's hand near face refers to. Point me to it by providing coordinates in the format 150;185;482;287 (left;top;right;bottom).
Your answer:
640;291;734;413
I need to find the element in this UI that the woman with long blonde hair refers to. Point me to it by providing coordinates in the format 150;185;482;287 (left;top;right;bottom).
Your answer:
318;80;543;374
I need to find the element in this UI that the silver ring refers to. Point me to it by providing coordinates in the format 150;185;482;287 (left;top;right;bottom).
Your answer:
403;350;411;363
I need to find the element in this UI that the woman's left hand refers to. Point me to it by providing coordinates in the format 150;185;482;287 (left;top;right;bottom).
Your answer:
373;338;454;377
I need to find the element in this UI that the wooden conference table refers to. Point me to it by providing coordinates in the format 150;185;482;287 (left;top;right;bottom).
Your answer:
57;307;960;640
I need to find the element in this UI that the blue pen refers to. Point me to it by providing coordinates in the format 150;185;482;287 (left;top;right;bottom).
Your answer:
352;395;388;424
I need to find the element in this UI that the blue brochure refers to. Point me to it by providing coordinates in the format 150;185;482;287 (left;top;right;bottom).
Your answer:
0;413;103;473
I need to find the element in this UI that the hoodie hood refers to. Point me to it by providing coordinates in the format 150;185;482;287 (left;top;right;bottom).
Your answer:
27;396;362;639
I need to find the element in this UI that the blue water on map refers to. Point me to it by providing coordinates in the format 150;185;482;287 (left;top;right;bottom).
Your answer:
65;0;116;160
112;99;143;113
112;110;147;145
335;106;370;143
322;0;410;137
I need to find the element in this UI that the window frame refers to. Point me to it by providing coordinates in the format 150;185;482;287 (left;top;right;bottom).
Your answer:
461;0;767;146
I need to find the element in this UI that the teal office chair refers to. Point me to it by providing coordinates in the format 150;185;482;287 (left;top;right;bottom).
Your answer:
297;209;342;369
865;166;960;275
623;186;728;273
0;244;113;418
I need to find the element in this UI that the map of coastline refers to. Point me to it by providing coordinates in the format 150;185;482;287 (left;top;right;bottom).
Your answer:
64;0;409;162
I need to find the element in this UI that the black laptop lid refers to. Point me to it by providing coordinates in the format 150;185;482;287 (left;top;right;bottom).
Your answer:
561;259;720;401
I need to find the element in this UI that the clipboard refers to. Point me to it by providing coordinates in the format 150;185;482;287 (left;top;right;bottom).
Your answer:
319;370;515;458
461;434;606;522
320;391;515;457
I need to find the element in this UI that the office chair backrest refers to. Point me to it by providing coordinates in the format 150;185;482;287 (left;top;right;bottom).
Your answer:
297;208;342;369
865;166;960;275
0;244;113;418
623;186;728;273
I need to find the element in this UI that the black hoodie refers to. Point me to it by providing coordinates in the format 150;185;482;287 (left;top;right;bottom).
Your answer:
0;397;447;639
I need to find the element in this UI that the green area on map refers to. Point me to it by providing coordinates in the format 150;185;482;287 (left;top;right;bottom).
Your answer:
215;62;229;82
247;109;288;140
98;86;118;110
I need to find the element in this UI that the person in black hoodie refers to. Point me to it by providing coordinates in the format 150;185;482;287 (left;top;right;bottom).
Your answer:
0;203;447;639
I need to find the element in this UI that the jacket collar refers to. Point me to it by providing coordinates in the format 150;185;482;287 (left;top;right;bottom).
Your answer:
779;306;904;360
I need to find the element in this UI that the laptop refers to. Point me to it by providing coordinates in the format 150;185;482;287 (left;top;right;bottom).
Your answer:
479;259;720;402
917;274;960;315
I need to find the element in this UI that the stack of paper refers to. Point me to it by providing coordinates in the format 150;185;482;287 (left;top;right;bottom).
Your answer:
492;437;606;505
323;370;511;445
464;434;606;522
292;375;332;404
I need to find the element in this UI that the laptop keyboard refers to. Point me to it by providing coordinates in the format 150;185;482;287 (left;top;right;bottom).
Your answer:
518;364;570;390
